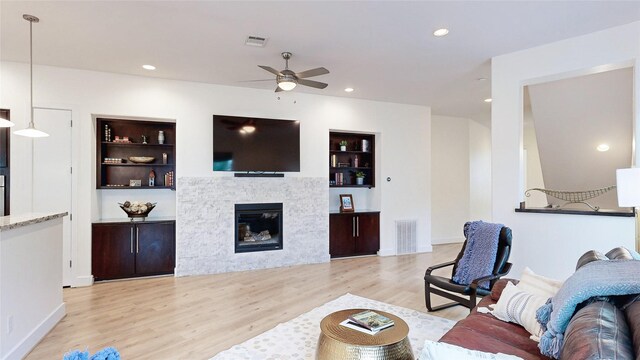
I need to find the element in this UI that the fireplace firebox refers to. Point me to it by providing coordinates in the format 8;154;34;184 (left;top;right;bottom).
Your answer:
235;203;283;253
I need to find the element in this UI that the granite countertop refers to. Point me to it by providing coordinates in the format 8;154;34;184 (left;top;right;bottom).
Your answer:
93;216;176;224
329;209;380;214
0;212;68;231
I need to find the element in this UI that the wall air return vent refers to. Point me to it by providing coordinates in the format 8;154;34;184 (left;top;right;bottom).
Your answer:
245;36;268;47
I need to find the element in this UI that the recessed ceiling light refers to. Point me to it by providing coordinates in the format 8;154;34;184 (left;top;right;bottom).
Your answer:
344;88;354;93
477;77;487;81
484;98;492;103
433;28;449;37
597;144;610;152
142;65;156;70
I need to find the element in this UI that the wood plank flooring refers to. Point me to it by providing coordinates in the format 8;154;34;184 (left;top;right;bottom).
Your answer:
26;244;467;359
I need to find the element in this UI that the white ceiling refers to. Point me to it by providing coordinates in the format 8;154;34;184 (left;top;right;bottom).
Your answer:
2;1;640;124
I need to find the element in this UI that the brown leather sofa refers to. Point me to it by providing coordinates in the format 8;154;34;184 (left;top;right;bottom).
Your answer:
438;279;640;360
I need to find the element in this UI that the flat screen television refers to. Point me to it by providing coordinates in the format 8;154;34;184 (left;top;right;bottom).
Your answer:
213;115;300;172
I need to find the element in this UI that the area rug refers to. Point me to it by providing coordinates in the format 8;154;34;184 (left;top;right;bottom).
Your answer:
211;293;456;359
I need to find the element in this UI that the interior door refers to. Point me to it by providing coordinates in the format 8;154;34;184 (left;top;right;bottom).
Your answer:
32;108;73;286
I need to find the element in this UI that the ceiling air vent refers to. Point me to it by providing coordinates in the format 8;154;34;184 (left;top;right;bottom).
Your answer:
245;36;268;47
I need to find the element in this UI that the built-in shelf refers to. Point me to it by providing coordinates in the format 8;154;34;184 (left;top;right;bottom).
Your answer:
329;131;375;188
101;163;174;167
97;118;176;189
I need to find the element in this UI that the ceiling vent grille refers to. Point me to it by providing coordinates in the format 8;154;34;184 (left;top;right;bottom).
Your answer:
245;36;268;47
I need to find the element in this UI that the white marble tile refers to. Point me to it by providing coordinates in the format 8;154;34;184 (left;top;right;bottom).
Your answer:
176;177;329;276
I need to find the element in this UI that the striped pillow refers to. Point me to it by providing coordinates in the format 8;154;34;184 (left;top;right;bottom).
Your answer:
516;267;563;299
492;281;548;342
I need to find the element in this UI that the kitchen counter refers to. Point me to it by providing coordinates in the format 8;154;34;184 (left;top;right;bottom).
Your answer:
0;211;67;359
0;211;68;231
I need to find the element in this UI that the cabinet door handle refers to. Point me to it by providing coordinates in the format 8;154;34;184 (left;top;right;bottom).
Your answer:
352;217;356;237
136;227;139;254
130;227;134;254
356;216;360;237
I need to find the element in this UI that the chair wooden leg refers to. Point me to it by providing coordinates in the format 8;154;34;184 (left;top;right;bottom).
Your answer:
468;292;477;313
425;281;434;311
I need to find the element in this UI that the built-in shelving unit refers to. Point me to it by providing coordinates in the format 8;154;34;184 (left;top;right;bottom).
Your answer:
329;131;375;188
96;118;176;189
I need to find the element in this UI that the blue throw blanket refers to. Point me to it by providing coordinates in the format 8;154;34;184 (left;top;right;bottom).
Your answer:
452;221;503;289
536;260;640;359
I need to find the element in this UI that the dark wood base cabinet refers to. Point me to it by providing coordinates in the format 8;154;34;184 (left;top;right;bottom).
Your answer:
330;212;380;258
92;220;175;280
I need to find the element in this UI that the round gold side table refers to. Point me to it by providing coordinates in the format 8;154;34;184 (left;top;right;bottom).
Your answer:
316;308;414;360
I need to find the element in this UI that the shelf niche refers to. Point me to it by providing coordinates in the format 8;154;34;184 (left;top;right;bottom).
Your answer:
96;118;176;189
329;131;375;188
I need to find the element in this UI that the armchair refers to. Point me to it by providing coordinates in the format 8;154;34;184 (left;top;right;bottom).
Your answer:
424;226;512;312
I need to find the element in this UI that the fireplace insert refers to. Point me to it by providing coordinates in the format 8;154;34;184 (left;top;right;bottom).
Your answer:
235;203;283;253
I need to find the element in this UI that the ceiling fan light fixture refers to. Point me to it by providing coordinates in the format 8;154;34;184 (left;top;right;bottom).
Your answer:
277;74;297;91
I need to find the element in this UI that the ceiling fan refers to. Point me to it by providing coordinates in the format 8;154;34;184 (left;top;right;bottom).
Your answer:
255;52;329;92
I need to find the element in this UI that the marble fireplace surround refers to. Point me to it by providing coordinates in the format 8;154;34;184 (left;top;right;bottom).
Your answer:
176;176;329;276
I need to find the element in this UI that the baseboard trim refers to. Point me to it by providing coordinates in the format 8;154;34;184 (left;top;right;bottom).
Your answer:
417;245;433;253
378;245;433;256
72;275;94;288
378;247;395;256
3;303;66;360
431;237;464;245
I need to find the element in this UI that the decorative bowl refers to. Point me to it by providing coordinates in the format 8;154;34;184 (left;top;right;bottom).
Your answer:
118;201;156;218
128;156;155;164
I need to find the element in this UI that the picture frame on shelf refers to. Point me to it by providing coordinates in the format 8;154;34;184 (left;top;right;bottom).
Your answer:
340;194;354;213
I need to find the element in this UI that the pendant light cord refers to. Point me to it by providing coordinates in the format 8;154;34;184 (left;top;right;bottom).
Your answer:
29;18;34;128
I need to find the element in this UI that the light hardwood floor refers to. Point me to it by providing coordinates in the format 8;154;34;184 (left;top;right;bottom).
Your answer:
26;244;468;359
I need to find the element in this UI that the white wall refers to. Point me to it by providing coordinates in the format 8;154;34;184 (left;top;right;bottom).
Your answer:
431;116;493;244
469;119;492;221
431;115;470;244
0;61;432;284
491;21;639;279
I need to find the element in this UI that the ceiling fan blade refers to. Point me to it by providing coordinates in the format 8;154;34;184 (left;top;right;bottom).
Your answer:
295;67;329;79
298;78;328;89
275;86;284;93
259;65;282;76
237;79;274;83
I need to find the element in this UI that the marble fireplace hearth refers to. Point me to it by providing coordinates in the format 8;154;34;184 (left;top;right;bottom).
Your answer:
176;176;329;276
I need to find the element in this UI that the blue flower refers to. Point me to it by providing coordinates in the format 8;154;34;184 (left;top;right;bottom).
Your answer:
90;347;120;360
63;350;89;360
63;347;119;360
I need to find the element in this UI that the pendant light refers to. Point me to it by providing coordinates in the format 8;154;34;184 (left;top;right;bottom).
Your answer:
14;14;49;138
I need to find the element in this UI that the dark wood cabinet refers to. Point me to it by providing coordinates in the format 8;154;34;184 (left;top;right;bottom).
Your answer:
329;212;380;258
329;132;375;188
92;220;175;280
96;118;176;189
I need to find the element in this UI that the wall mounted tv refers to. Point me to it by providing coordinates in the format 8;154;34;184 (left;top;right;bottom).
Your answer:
213;115;300;172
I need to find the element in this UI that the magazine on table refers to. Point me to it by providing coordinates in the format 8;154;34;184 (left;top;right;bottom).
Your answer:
340;310;395;334
340;319;392;335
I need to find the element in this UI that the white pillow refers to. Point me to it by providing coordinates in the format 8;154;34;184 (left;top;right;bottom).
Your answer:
516;267;563;298
419;340;524;359
491;282;548;342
